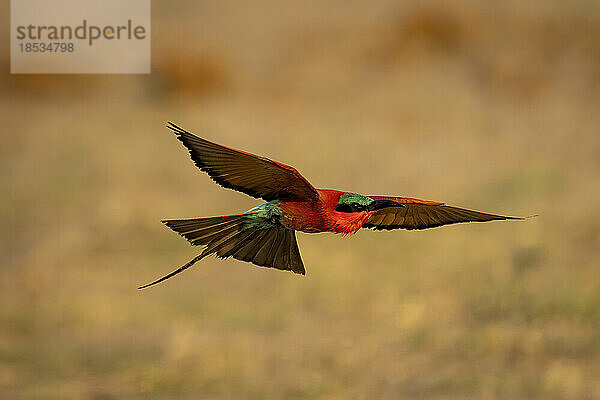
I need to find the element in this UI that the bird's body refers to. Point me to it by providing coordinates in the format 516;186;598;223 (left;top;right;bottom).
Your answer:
244;191;371;235
138;123;529;289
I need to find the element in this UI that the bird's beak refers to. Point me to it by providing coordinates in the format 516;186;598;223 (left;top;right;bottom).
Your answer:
367;199;404;211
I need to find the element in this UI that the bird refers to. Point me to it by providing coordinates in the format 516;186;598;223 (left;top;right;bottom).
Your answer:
138;122;529;289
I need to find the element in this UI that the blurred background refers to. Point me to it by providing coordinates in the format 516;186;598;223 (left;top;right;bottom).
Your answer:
2;1;600;399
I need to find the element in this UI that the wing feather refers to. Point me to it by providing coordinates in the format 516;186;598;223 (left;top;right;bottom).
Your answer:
167;122;318;201
364;196;522;230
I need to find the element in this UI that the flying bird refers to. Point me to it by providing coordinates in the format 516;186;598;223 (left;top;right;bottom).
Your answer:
139;123;527;289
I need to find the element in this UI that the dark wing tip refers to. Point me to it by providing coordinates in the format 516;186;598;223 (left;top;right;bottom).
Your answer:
163;123;269;200
166;121;194;142
166;121;184;133
494;214;538;221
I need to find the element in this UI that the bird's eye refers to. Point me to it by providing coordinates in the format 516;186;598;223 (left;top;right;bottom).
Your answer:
351;203;366;211
335;203;353;213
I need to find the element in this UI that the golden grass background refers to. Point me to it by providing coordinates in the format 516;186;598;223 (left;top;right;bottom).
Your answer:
2;1;600;399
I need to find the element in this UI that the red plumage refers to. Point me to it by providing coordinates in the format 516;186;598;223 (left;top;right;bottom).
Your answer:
138;123;529;289
279;189;372;234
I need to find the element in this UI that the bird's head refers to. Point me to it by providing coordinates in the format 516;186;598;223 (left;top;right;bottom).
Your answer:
334;192;402;213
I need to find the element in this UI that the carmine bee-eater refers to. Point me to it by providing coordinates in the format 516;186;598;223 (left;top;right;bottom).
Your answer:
139;123;528;289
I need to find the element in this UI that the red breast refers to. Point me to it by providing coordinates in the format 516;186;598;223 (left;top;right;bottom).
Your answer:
280;189;372;234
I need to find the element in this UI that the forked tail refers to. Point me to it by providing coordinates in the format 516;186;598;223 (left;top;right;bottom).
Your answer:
138;213;305;289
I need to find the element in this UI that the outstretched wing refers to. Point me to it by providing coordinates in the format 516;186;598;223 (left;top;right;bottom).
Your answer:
167;122;318;202
364;196;522;230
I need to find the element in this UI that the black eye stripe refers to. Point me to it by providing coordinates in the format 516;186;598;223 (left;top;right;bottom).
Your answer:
335;202;367;213
335;204;353;213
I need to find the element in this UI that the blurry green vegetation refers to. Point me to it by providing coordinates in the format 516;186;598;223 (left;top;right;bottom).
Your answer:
1;0;600;399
